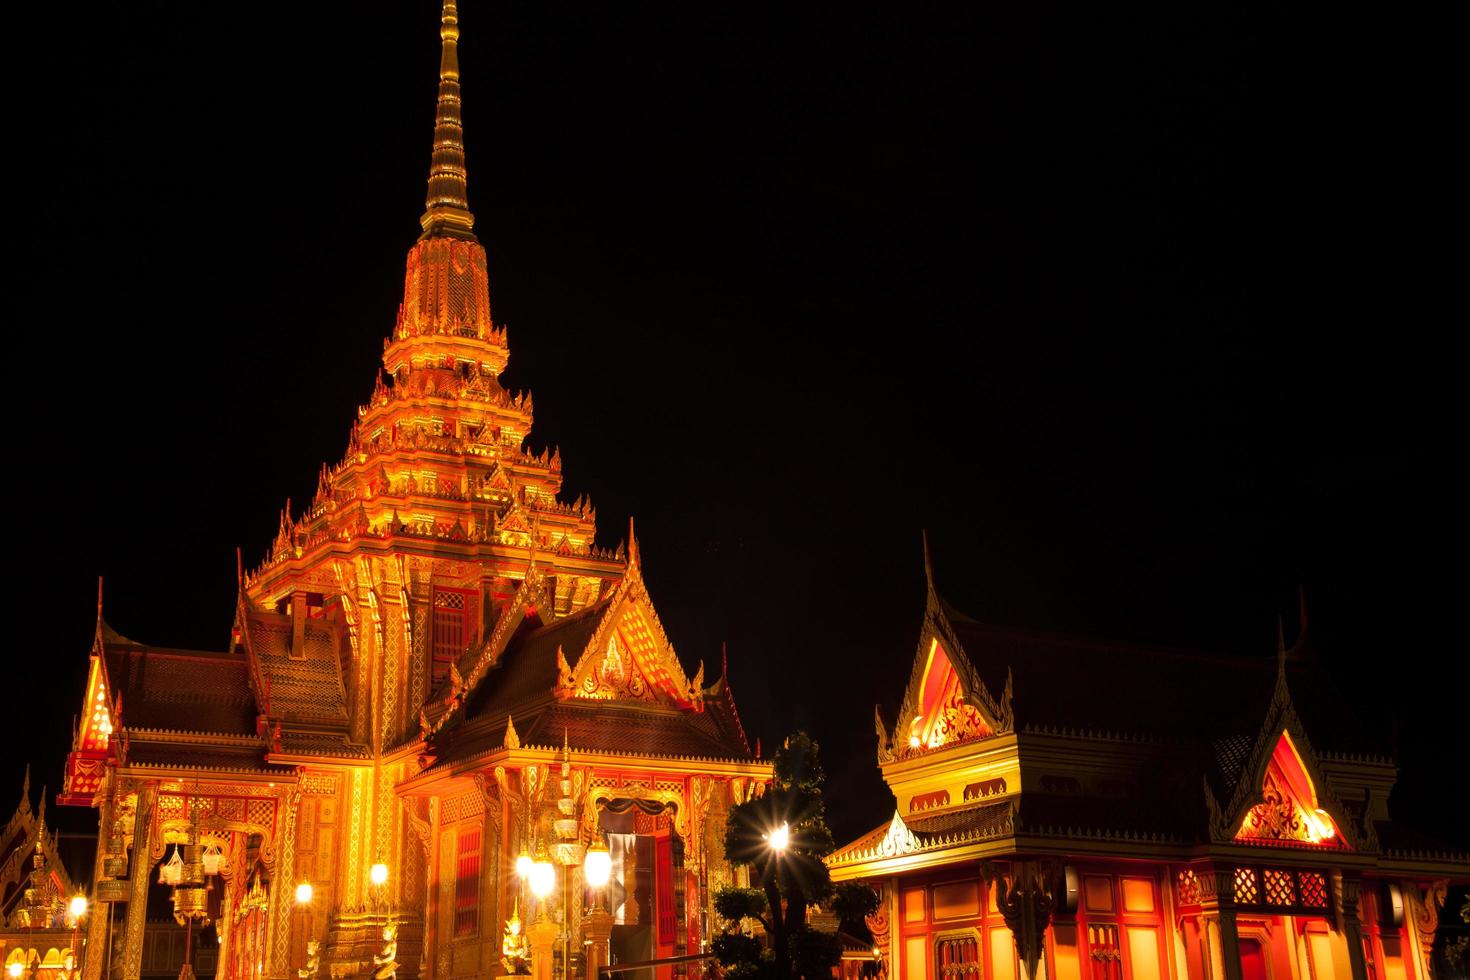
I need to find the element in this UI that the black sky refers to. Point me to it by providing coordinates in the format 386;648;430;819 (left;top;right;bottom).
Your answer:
7;2;1461;849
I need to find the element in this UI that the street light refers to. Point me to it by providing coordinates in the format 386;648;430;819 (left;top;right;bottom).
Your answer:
528;858;555;911
766;822;790;853
67;894;89;976
583;840;611;895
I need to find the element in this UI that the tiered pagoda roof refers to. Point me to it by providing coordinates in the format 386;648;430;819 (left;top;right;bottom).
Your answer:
834;540;1469;878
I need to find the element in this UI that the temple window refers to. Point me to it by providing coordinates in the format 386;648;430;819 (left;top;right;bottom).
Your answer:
432;587;475;685
454;824;481;937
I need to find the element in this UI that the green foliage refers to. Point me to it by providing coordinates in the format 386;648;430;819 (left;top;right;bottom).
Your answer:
713;932;767;968
790;927;844;978
715;886;770;927
1446;894;1470;977
832;881;881;931
718;732;850;979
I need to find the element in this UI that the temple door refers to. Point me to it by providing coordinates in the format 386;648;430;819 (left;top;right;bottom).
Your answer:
1239;939;1268;980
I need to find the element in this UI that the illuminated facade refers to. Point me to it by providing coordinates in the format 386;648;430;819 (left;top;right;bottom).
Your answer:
1;771;86;976
57;3;768;977
832;544;1469;980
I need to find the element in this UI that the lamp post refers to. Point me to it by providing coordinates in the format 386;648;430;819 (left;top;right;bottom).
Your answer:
67;894;88;976
294;882;314;977
369;863;389;916
527;855;558;980
582;839;613;979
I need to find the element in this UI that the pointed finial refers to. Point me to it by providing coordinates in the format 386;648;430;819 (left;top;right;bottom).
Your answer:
503;714;520;750
626;516;640;570
721;641;729;680
420;0;476;239
20;764;30;811
921;529;935;589
755;737;762;758
236;547;244;588
96;576;105;621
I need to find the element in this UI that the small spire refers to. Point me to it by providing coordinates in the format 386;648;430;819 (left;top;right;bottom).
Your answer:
626;516;640;570
921;529;935;589
420;0;476;239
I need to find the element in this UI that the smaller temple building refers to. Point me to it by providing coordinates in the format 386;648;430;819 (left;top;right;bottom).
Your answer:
830;543;1469;980
1;772;87;977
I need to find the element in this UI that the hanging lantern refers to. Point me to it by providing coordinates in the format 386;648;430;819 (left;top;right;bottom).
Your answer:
202;844;224;876
159;846;183;886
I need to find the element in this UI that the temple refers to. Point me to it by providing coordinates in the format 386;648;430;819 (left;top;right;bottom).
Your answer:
56;4;768;978
829;541;1469;980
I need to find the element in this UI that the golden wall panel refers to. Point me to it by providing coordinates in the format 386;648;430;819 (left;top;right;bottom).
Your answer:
932;880;980;921
1122;877;1155;913
1126;926;1162;980
1085;876;1114;913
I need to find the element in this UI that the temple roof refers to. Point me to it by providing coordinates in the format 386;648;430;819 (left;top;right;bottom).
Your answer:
424;530;754;767
237;601;350;728
101;636;257;737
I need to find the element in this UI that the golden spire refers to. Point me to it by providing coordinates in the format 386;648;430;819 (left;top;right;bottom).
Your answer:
420;0;476;240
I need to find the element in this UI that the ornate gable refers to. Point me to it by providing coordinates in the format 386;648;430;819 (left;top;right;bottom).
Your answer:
554;523;699;709
878;537;1008;763
1207;631;1360;848
59;584;118;806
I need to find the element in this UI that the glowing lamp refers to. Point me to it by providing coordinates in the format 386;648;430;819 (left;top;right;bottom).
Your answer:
583;840;612;889
8;962;23;978
515;852;534;880
767;822;790;853
529;858;556;900
69;894;89;920
295;882;313;905
370;863;389;887
908;735;921;748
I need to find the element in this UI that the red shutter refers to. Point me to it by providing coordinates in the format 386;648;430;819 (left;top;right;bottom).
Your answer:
455;826;481;936
656;835;675;943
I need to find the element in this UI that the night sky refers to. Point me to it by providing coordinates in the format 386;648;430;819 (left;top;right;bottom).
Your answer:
9;2;1461;850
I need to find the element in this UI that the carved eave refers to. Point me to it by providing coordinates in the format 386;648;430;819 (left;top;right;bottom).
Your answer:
558;524;699;709
1205;637;1365;850
884;560;1010;764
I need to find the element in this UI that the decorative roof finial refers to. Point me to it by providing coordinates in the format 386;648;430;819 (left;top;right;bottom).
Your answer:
420;0;477;239
626;516;640;571
921;529;935;589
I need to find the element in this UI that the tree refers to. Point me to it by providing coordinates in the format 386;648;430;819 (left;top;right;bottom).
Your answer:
714;732;880;979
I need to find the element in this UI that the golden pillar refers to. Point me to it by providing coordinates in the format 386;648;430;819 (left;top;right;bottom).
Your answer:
81;783;113;980
583;907;614;979
1340;877;1370;980
1202;868;1244;980
528;913;558;980
121;782;158;980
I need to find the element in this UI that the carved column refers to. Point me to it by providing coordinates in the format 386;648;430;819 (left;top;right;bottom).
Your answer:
983;860;1059;980
1201;868;1244;980
528;913;557;980
584;906;614;978
267;790;301;979
120;782;159;980
81;781;115;980
1340;877;1369;980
